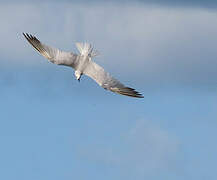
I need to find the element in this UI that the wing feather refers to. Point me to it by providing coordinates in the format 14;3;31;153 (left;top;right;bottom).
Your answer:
23;33;78;68
83;61;144;98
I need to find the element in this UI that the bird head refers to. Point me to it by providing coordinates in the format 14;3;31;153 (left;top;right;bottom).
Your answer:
75;71;81;82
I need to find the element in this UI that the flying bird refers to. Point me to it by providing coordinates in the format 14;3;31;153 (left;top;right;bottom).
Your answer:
23;33;143;98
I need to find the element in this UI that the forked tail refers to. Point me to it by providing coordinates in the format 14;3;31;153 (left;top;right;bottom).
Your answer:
76;42;99;57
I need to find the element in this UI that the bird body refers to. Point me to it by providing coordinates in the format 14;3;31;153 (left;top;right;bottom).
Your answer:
23;33;143;98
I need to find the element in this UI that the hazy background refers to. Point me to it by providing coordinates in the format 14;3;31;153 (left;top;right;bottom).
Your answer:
0;0;217;180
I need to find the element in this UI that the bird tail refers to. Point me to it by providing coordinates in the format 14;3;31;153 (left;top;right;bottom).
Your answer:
76;42;99;57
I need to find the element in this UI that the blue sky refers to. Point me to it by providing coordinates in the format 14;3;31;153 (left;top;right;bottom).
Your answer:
0;1;217;180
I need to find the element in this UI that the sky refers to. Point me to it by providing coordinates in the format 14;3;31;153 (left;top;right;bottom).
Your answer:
0;0;217;180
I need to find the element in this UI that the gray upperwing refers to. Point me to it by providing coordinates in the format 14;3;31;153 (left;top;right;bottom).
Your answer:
23;33;78;68
83;61;144;98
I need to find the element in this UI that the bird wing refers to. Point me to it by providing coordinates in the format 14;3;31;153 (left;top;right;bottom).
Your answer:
23;33;78;68
83;61;143;98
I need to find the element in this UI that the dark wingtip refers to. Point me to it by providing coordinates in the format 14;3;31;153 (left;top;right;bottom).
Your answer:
126;87;144;98
22;32;27;38
23;33;35;40
137;94;144;98
133;92;144;98
22;33;43;55
23;32;31;41
116;87;144;98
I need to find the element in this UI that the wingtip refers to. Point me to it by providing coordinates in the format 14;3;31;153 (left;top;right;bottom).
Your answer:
22;32;27;38
111;86;144;98
23;33;35;39
137;94;144;98
23;32;31;40
124;87;144;98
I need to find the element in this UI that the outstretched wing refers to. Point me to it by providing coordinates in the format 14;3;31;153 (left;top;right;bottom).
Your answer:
83;61;144;98
23;33;78;68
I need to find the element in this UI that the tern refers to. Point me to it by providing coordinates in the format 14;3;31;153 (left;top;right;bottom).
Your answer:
23;33;143;98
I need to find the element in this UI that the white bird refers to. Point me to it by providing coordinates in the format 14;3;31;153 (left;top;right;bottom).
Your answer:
23;33;143;98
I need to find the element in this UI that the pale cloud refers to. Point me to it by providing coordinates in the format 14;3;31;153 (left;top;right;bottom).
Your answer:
77;119;179;179
1;2;217;87
1;0;217;9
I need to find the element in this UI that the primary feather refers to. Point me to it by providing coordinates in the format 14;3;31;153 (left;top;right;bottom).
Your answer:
83;61;143;98
23;33;78;67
